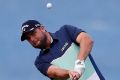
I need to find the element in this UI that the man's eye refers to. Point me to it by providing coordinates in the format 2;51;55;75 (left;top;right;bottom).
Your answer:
31;30;36;35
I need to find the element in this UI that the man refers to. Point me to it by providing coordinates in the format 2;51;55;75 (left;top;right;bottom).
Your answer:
21;20;93;80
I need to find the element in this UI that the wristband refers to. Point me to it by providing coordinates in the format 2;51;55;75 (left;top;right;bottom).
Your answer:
74;59;85;75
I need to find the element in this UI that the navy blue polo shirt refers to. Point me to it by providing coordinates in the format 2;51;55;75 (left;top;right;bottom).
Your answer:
34;25;85;77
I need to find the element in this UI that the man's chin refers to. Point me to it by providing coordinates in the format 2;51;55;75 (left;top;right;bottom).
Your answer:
34;47;41;49
33;45;47;49
33;45;41;49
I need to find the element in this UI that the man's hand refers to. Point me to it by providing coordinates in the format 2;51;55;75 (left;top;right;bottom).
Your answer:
74;60;85;75
69;70;81;80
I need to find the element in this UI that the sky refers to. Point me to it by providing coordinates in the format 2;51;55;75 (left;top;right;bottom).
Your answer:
0;0;120;80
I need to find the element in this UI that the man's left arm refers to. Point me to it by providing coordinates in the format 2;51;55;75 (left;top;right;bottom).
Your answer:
76;32;93;60
70;32;94;80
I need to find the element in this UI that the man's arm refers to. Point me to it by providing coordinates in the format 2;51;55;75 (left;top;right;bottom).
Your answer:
76;32;93;60
47;65;80;80
70;32;93;80
47;65;69;79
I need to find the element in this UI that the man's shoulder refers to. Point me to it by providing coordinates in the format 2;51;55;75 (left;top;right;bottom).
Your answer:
34;51;45;65
34;53;41;65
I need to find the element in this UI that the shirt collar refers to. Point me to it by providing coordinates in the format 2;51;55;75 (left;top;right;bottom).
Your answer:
49;32;59;41
50;35;53;43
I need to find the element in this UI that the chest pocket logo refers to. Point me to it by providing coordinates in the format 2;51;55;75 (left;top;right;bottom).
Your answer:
61;42;69;52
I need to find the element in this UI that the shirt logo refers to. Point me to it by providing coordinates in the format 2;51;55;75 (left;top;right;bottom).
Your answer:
61;42;69;52
21;25;29;31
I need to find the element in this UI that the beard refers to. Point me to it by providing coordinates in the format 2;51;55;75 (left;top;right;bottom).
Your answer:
34;32;48;49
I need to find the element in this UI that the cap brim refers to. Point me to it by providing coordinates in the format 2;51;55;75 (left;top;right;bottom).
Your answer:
21;33;26;41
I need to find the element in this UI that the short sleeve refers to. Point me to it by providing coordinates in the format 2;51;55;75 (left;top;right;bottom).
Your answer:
34;56;52;77
64;25;85;42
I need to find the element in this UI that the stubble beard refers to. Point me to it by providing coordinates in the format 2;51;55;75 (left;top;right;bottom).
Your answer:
34;33;48;49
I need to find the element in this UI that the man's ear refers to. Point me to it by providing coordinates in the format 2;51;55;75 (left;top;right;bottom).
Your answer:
39;26;46;32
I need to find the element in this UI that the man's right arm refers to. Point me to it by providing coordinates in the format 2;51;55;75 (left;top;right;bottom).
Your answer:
47;65;69;79
47;65;80;80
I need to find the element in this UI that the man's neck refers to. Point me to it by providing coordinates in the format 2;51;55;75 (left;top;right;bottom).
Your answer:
43;32;52;50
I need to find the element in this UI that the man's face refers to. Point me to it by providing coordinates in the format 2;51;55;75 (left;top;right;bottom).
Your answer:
26;27;48;49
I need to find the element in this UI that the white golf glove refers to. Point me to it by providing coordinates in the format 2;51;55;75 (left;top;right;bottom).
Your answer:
74;60;85;75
